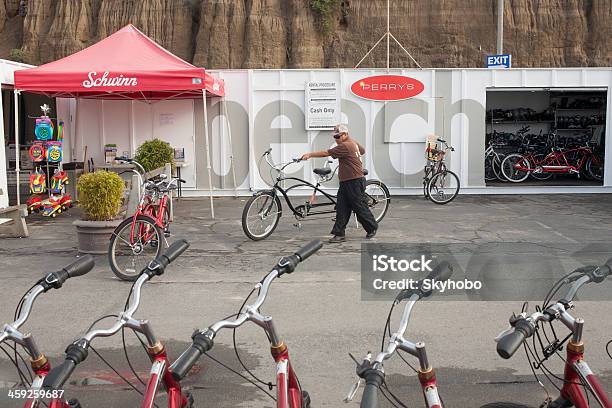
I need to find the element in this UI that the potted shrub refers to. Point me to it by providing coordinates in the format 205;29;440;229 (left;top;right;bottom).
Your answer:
73;170;125;254
134;139;175;172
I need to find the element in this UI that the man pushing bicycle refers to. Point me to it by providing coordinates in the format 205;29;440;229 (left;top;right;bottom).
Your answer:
301;123;378;243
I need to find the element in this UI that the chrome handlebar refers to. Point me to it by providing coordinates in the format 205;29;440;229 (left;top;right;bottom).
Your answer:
80;273;151;345
208;268;280;341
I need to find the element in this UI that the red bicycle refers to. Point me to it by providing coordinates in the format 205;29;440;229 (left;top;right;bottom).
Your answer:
42;240;192;408
108;157;185;281
0;256;94;408
501;144;603;183
344;262;453;408
170;240;324;408
484;261;612;408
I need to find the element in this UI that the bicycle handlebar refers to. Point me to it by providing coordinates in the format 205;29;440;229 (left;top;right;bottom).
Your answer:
170;240;323;381
43;241;189;389
4;256;95;332
496;259;612;359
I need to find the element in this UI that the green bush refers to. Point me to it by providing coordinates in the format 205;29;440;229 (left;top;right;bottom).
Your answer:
134;139;175;172
9;49;27;63
77;171;124;221
310;0;338;34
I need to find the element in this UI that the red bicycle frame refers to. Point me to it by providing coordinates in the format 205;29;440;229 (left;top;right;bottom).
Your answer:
142;344;190;408
128;189;172;245
272;343;306;408
556;341;611;408
515;146;594;175
26;358;70;408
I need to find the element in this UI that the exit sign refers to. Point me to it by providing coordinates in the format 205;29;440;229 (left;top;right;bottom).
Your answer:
486;54;512;69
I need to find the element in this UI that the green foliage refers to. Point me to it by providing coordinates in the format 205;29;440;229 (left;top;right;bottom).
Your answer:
9;49;27;63
134;139;175;172
77;171;124;221
310;0;339;34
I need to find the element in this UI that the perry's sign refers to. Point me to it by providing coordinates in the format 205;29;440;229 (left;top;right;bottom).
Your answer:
351;75;424;101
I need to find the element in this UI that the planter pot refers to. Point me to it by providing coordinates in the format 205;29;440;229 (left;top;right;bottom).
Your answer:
74;219;121;254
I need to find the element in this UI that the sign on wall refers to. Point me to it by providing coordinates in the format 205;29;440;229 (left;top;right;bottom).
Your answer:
305;81;340;130
486;54;512;69
351;75;425;101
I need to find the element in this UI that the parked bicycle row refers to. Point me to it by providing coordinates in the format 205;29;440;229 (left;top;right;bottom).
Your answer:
485;127;604;183
1;242;611;407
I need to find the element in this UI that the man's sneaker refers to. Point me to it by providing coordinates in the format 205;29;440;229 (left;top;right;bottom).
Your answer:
366;229;377;239
329;235;346;243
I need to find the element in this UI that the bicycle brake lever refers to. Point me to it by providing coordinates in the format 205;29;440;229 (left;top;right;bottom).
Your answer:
343;378;363;403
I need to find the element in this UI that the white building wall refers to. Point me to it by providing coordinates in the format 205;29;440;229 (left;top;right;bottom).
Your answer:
51;68;612;197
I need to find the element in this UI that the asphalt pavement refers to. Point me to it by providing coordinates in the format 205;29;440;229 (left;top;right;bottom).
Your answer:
0;194;611;407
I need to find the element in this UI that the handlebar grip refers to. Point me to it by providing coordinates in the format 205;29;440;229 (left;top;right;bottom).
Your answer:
496;329;526;359
62;255;95;279
162;239;190;264
171;332;214;381
294;240;323;262
360;383;379;408
425;261;453;282
171;345;204;381
360;369;384;408
178;178;187;183
42;360;76;389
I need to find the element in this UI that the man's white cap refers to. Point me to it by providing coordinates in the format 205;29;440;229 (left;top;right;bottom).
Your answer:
334;123;349;134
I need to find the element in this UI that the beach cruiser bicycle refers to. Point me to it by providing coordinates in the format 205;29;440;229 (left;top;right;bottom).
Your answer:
108;157;186;281
242;147;390;240
43;240;192;408
423;139;459;205
344;261;453;408
170;240;323;407
484;260;612;408
1;256;94;408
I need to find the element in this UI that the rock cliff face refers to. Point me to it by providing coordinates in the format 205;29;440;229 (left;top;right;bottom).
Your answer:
1;0;610;68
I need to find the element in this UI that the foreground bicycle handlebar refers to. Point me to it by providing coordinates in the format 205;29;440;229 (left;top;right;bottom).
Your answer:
0;256;94;354
495;259;612;360
170;239;322;382
42;240;189;391
346;261;453;408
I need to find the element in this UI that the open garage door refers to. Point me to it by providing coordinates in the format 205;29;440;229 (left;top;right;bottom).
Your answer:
485;88;606;187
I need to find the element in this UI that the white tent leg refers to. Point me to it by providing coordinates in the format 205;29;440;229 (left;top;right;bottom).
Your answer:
13;90;20;206
222;98;237;197
202;90;214;218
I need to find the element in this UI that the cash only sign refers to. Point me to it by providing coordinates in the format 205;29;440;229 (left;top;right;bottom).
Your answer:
305;81;341;130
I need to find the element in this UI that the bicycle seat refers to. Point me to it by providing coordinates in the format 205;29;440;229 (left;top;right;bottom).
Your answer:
313;168;332;176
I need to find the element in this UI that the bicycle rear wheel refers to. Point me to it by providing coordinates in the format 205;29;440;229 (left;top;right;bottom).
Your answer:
586;155;604;181
242;192;282;240
365;179;390;223
108;215;163;281
427;170;460;204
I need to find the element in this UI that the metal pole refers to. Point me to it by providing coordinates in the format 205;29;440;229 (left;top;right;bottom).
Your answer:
497;0;504;54
202;90;215;218
13;90;20;206
222;98;238;197
386;0;390;71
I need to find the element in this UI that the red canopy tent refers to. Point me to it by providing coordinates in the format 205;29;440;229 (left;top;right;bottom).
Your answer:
12;24;227;216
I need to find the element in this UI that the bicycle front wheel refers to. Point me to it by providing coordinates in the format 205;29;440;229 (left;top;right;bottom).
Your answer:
501;154;531;183
427;170;460;204
242;192;282;240
365;179;390;223
108;215;163;281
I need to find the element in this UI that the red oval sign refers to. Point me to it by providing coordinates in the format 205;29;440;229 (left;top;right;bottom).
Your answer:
351;75;424;101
